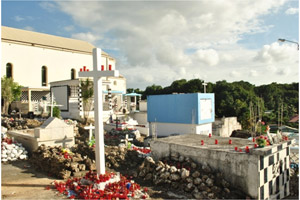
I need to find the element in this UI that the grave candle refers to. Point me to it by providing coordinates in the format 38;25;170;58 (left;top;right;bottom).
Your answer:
215;139;218;144
201;140;204;145
245;146;249;153
252;137;255;142
109;65;112;70
209;133;212;138
80;68;83;72
234;146;238;151
101;65;104;71
229;139;232;144
254;144;258;148
83;66;86;71
87;69;89;71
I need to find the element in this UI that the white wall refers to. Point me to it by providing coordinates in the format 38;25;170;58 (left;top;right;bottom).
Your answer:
130;112;148;124
150;122;212;137
2;42;115;88
139;101;147;111
106;77;126;93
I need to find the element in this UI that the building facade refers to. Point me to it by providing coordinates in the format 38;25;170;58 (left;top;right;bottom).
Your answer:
1;26;126;116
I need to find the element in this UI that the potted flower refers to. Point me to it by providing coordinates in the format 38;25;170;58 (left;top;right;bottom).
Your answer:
256;137;267;147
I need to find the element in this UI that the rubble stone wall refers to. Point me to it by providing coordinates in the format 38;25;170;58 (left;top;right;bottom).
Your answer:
151;140;258;197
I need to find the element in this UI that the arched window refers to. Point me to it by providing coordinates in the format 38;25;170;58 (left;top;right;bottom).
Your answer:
71;68;76;80
6;63;13;78
41;66;47;86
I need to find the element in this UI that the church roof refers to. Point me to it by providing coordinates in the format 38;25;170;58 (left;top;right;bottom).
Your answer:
1;26;110;57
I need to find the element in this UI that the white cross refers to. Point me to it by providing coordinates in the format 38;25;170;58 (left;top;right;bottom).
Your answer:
79;48;119;175
120;134;133;147
84;124;95;142
48;93;63;117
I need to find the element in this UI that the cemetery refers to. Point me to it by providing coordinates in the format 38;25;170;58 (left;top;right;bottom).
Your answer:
1;47;298;200
2;113;298;199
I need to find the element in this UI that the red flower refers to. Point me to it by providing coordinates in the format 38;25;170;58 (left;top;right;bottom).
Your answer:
144;187;148;192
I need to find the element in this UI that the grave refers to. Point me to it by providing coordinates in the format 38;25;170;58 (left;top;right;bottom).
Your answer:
147;93;215;136
7;117;75;153
150;134;294;199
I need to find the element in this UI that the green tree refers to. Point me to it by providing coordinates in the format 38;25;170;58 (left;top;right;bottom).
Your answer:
1;76;22;115
169;79;187;93
142;84;163;99
127;88;134;93
183;79;203;93
80;78;94;124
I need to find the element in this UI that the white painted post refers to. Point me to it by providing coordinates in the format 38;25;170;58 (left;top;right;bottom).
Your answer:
78;48;119;175
50;92;54;117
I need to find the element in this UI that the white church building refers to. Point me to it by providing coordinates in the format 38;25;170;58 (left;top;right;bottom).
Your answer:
1;26;127;119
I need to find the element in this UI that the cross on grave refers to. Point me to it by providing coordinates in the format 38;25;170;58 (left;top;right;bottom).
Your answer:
55;135;73;148
79;48;119;175
84;124;95;142
120;134;133;147
49;92;63;117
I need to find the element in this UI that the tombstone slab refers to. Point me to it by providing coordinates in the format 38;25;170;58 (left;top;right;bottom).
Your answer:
7;117;75;153
34;117;74;141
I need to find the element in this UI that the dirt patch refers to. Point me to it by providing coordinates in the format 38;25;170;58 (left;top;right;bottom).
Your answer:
1;160;67;199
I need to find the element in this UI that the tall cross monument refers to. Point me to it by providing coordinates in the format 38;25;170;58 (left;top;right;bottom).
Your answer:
79;48;119;175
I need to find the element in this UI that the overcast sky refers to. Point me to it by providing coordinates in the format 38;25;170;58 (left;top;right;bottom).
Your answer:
2;0;299;89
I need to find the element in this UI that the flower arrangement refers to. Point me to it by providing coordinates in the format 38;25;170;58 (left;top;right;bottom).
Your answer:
61;148;73;159
132;146;151;154
53;171;148;199
256;136;268;147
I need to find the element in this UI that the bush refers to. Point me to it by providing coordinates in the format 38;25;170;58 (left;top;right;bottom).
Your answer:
53;106;61;118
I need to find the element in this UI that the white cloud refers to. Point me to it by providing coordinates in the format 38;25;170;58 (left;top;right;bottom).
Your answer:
230;70;241;78
14;16;24;22
23;26;34;31
249;70;258;77
276;68;290;76
254;42;298;63
53;0;298;89
71;32;101;45
39;2;57;13
193;49;219;66
64;25;74;32
285;7;298;15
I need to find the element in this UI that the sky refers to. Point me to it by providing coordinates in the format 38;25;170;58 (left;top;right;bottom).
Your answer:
2;0;299;90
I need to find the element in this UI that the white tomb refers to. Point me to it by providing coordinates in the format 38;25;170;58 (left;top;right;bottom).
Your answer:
7;117;75;153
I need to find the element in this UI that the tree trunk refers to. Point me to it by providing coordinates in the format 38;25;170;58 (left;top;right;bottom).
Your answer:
3;100;10;115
